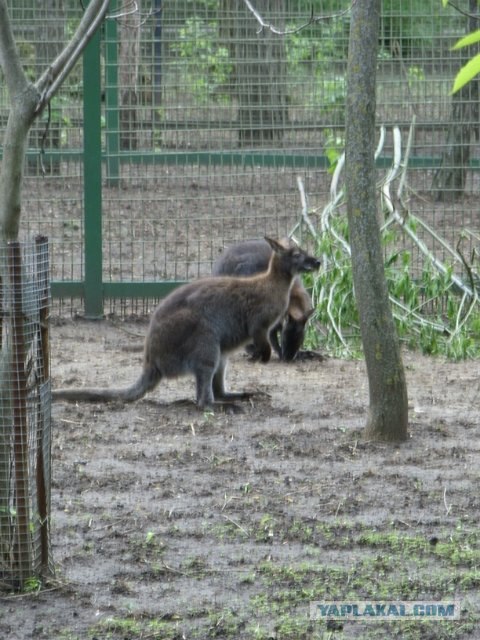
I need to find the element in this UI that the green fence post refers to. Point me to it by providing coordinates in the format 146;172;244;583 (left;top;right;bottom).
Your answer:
105;0;120;187
83;24;104;318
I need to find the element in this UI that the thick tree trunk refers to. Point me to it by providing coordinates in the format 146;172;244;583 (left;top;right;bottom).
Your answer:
222;0;288;147
345;0;408;442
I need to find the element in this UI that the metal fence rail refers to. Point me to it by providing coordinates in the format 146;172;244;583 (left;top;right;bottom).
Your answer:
1;1;479;316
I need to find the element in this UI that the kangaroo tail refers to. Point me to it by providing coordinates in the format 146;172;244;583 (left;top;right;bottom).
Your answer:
52;367;160;403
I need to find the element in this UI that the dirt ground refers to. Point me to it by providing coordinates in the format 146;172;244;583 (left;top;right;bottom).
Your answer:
1;317;479;640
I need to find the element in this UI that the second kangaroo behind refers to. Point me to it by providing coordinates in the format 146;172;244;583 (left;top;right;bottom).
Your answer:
53;237;320;409
212;238;315;361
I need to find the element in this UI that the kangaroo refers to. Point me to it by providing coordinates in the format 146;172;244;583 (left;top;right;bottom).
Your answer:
53;237;320;409
212;238;315;361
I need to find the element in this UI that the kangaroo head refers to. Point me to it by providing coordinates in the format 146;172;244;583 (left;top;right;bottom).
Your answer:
265;237;321;277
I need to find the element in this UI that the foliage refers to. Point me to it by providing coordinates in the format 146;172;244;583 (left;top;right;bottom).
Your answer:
440;0;480;94
304;218;480;360
323;127;345;172
450;28;480;94
285;18;347;116
171;17;233;104
380;0;441;56
407;65;425;88
285;17;349;69
89;517;477;639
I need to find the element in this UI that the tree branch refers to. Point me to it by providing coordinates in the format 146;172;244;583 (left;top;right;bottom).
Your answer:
242;0;352;36
446;1;480;21
35;0;111;114
0;1;30;99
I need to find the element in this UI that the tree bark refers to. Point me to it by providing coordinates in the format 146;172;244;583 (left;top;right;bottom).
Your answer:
221;0;288;147
0;2;39;240
118;0;141;150
0;0;110;587
0;0;110;239
345;0;408;442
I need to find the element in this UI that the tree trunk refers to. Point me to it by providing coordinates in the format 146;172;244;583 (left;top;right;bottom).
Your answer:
118;1;141;150
0;89;39;242
222;0;288;147
345;0;408;442
153;0;163;109
432;0;480;202
0;0;110;588
28;0;65;176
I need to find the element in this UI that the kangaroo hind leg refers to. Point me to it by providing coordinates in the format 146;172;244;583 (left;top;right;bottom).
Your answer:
212;356;253;403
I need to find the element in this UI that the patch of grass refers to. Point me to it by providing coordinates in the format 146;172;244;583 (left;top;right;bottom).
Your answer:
181;555;210;575
88;521;478;640
306;218;480;360
203;608;244;638
357;530;430;554
22;576;42;593
96;616;142;636
92;615;185;640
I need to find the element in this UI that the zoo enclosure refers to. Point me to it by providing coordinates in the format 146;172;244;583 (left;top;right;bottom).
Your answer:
1;0;480;317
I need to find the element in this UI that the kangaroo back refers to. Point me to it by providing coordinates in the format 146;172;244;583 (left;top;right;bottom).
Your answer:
212;239;272;277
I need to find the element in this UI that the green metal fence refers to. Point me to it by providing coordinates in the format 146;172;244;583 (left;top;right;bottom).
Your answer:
1;1;479;317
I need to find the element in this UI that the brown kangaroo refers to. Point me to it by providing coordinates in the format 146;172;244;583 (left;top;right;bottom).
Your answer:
53;237;320;409
212;238;315;361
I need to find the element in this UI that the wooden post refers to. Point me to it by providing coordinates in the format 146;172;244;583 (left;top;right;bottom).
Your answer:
35;235;51;574
8;241;33;584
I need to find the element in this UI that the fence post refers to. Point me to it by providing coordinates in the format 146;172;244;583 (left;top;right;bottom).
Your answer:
83;22;104;318
105;0;120;187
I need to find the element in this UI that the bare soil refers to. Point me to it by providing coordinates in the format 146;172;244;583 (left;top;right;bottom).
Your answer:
1;318;479;640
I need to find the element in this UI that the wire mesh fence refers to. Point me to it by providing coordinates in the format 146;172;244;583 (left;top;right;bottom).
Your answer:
0;237;53;589
0;1;479;316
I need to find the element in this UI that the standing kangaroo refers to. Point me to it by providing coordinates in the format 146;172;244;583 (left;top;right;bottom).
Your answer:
212;238;315;361
53;237;320;409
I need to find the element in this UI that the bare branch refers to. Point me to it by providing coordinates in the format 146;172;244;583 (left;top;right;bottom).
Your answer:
446;1;480;21
242;0;352;36
109;0;160;27
35;0;110;114
109;0;139;20
296;176;317;239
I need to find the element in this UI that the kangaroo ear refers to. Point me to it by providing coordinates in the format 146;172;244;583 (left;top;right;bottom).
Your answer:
264;237;286;254
278;236;294;250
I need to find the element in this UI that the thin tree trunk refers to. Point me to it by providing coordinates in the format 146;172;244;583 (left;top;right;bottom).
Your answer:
345;0;408;442
119;1;141;150
432;0;480;202
222;0;288;147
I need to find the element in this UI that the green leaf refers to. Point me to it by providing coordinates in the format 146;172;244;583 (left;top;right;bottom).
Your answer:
452;29;480;50
452;53;480;94
441;0;449;6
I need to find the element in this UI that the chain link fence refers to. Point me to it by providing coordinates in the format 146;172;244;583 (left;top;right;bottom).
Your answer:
0;1;479;316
